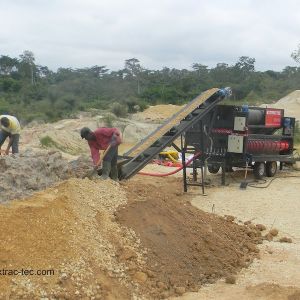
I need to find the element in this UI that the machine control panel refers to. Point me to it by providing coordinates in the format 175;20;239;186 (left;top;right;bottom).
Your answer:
234;116;246;131
228;135;244;153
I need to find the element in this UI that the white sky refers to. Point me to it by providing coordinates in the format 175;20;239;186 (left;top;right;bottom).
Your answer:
0;0;299;71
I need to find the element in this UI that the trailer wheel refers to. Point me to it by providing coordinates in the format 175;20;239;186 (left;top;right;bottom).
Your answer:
208;164;220;174
266;161;277;177
253;162;266;179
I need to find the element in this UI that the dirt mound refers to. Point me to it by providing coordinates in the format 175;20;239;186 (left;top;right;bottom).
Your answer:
264;90;300;120
0;175;262;299
0;150;93;203
0;178;143;299
19;115;159;157
116;177;262;298
122;121;159;144
133;104;182;123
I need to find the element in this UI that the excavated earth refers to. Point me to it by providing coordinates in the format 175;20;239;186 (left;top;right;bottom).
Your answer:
0;150;92;203
116;177;262;298
0;171;263;299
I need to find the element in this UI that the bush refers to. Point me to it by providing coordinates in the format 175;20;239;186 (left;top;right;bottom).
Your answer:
111;102;128;117
102;113;116;127
40;135;57;148
137;101;148;112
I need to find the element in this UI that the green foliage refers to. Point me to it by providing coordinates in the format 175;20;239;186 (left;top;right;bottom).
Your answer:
39;135;80;155
40;135;56;148
102;113;116;127
1;51;300;124
0;97;10;113
111;102;128;118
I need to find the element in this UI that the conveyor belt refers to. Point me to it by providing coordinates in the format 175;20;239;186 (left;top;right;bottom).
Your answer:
125;88;219;157
120;88;231;179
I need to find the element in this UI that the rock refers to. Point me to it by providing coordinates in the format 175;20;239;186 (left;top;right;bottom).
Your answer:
264;233;274;241
60;273;68;281
248;224;256;230
246;230;257;238
256;224;266;231
146;270;155;278
279;237;292;243
119;248;136;261
160;291;169;299
175;287;186;295
207;278;215;284
133;271;147;283
244;242;257;252
225;215;235;222
225;275;236;284
157;281;168;290
269;228;279;236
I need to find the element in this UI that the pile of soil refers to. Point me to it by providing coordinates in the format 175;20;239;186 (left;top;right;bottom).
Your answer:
0;150;93;203
133;104;182;123
20;114;160;157
263;90;300;120
116;177;262;298
0;175;263;299
0;178;143;299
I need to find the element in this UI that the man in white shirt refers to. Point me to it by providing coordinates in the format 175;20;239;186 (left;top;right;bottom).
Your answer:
0;115;21;154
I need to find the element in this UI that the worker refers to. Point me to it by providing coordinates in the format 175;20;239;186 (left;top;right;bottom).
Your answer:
0;115;21;155
80;127;122;180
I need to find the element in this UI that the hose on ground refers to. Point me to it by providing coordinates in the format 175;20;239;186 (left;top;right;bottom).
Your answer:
138;152;201;177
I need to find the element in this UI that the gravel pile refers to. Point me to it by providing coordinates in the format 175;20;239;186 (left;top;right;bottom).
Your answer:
0;150;93;203
0;178;146;299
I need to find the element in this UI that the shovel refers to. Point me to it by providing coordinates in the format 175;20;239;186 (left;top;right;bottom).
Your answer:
240;160;249;189
83;145;112;179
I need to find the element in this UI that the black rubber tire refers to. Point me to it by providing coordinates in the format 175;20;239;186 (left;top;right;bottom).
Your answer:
266;161;277;177
253;162;266;180
208;164;220;174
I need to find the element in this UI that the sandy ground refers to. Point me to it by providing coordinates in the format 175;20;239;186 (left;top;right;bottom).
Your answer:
132;104;182;123
170;168;300;300
263;90;300;120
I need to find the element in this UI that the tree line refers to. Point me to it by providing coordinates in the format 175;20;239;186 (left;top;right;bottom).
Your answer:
0;50;300;123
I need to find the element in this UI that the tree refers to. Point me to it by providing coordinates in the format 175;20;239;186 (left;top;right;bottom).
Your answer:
89;65;109;78
0;55;19;75
234;56;255;73
124;58;143;94
192;63;208;77
210;63;231;83
36;65;53;79
291;44;300;63
19;50;36;84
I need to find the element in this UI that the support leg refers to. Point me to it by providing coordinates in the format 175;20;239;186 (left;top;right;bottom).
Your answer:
221;161;226;186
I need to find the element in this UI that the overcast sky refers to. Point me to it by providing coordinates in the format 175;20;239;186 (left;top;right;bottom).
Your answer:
0;0;299;71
